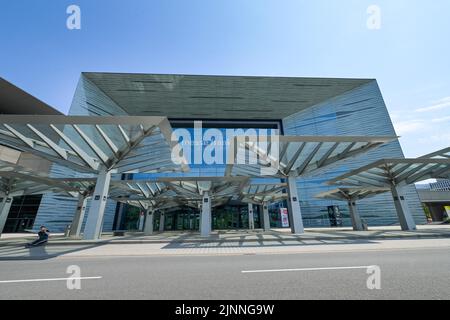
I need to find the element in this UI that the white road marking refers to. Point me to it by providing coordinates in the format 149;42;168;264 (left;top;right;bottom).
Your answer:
242;266;373;273
0;276;102;284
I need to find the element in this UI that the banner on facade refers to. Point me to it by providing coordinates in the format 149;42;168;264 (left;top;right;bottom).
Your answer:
280;208;289;227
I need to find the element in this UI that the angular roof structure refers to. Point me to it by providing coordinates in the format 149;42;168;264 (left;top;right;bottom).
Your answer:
114;177;249;210
226;135;396;177
241;182;288;205
315;187;390;202
420;147;450;160
328;159;450;187
110;177;290;210
81;72;373;119
0;171;79;197
0;77;62;115
0;146;53;177
0;115;189;174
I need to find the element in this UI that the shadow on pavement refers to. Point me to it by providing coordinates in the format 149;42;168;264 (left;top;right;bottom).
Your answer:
160;230;380;250
0;242;109;261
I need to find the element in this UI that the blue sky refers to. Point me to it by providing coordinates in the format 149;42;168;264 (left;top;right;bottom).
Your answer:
0;0;449;157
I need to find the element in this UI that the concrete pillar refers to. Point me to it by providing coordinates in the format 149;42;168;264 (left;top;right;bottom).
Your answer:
347;201;364;231
159;212;165;232
200;191;211;237
262;202;271;231
83;170;112;240
248;203;255;230
0;196;14;236
391;184;416;231
69;194;89;237
144;209;154;235
286;175;305;234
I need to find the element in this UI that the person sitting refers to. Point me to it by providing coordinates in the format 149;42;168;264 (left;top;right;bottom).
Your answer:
26;226;50;247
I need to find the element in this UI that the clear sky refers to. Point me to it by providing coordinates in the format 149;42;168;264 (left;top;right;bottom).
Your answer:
0;0;449;157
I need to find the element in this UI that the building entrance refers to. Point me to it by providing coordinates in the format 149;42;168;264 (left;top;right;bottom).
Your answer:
164;212;200;231
213;204;261;230
160;205;262;231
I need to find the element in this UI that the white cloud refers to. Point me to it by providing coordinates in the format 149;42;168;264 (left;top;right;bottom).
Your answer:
393;120;426;135
431;116;450;123
415;96;450;113
429;133;450;143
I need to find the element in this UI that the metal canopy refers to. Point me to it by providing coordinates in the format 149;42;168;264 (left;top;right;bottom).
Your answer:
123;199;183;212
60;178;167;197
226;135;396;177
0;167;288;211
315;187;389;202
0;115;189;174
420;148;450;179
0;174;171;211
328;159;450;187
241;182;288;205
109;177;290;210
0;150;77;197
0;171;79;197
420;147;450;159
0;158;41;177
0;145;53;178
58;178;171;210
115;177;249;210
0;170;171;208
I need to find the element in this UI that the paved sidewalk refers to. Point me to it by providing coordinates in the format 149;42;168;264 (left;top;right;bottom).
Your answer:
1;225;450;260
1;225;450;248
1;236;450;261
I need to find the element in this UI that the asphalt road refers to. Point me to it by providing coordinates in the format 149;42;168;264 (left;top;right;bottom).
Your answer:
0;245;449;300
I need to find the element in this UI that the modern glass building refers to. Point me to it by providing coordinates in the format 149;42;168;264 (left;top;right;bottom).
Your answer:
24;73;425;232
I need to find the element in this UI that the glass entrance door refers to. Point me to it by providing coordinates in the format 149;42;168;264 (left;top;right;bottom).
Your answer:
165;212;199;231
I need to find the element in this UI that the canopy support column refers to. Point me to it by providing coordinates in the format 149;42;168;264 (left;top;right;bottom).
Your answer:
262;202;271;231
83;170;112;240
0;196;14;237
200;191;211;237
144;209;154;236
391;184;416;231
248;203;255;230
347;200;364;231
69;194;89;237
287;175;305;234
159;212;165;232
